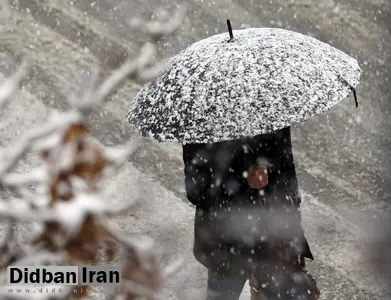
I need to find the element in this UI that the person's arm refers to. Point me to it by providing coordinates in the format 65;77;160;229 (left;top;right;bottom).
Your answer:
282;166;302;207
182;143;211;207
279;127;302;207
280;139;314;259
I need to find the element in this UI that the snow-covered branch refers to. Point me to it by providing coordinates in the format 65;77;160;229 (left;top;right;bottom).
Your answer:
76;43;157;112
0;1;11;21
0;111;82;178
0;5;185;299
66;7;185;114
1;168;48;188
0;202;55;221
130;6;186;39
0;61;29;110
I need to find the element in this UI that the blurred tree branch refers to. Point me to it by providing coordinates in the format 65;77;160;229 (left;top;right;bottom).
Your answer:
0;5;185;300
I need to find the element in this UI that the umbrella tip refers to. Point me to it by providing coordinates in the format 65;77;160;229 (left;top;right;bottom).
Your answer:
226;19;234;42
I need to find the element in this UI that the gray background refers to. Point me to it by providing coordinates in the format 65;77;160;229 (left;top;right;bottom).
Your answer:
0;0;390;299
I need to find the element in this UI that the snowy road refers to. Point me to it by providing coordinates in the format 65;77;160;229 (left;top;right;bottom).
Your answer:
0;0;390;299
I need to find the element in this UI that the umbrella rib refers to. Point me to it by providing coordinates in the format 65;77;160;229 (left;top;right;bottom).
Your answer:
352;87;358;108
245;143;255;154
338;74;358;108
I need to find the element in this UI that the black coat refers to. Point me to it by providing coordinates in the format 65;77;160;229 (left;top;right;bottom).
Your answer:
182;127;313;273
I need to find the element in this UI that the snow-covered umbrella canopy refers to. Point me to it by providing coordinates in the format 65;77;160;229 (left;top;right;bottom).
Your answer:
127;21;361;144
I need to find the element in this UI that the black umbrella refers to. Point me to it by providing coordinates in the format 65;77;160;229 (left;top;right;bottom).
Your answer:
127;20;361;144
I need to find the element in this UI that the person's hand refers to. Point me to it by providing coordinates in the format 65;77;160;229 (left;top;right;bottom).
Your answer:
246;163;273;189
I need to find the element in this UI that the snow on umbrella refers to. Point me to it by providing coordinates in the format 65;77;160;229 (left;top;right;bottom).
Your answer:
127;20;361;144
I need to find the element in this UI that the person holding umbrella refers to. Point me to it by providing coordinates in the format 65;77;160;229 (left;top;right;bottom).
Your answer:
183;126;319;300
127;20;361;300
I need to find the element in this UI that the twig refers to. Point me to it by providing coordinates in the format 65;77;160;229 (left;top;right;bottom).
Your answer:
0;203;56;221
101;220;155;252
0;111;81;177
102;138;141;167
0;61;30;110
66;66;101;109
129;6;186;39
77;43;156;112
163;257;184;279
103;200;137;217
135;59;169;84
0;1;11;19
1;168;48;188
7;187;44;207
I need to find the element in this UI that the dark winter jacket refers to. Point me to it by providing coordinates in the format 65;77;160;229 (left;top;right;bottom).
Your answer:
182;127;313;273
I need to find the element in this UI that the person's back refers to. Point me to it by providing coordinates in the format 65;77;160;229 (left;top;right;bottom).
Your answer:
182;127;319;300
